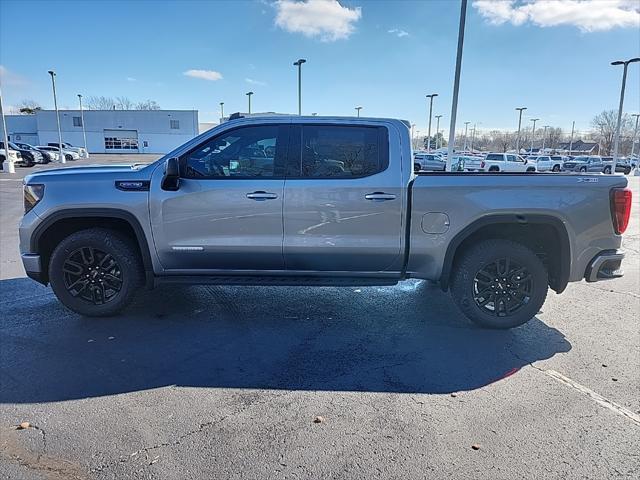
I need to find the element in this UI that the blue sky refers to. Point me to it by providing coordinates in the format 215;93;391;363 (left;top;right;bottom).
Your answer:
1;0;639;136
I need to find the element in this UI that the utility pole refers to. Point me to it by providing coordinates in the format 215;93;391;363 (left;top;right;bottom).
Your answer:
48;70;65;163
446;0;468;171
411;123;416;149
78;94;87;153
246;91;253;114
435;115;442;150
542;125;549;151
568;121;575;157
426;94;438;152
355;106;362;117
219;102;224;123
515;107;527;153
611;58;640;162
470;123;477;152
463;121;470;151
293;59;306;115
530;118;539;152
631;114;640;159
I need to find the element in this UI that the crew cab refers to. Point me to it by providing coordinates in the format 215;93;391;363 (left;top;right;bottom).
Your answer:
530;155;563;172
483;153;536;172
563;156;604;173
19;116;631;329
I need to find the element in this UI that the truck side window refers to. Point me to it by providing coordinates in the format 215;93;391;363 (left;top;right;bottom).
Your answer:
182;125;286;179
289;125;388;178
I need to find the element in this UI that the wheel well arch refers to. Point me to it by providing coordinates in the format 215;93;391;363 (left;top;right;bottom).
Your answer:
440;214;570;294
32;209;153;286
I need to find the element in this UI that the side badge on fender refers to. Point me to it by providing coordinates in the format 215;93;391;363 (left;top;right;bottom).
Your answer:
577;177;599;183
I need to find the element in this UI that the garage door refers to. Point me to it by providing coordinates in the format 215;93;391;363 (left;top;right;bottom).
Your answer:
104;129;139;152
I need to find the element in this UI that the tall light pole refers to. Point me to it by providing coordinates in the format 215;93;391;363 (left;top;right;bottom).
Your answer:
48;70;65;163
426;93;438;152
293;58;306;116
515;107;527;153
470;123;477;151
435;115;442;150
568;121;575;156
530;118;539;152
542;125;550;151
219;102;224;123
0;81;15;173
355;106;362;117
411;123;416;149
78;94;87;153
611;58;640;162
463;121;470;151
446;0;468;171
631;113;640;159
246;91;253;114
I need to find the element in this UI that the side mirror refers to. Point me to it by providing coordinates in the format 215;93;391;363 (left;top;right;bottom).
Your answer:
161;157;180;191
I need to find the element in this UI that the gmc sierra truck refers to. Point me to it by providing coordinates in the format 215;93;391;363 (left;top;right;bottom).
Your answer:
19;116;632;329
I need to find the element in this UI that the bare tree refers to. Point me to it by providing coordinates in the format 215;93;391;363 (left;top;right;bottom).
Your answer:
114;96;134;110
135;100;161;110
546;127;563;149
86;96;116;110
591;110;632;155
18;99;42;114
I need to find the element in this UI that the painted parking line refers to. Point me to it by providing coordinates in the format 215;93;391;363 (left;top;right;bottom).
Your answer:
540;368;640;426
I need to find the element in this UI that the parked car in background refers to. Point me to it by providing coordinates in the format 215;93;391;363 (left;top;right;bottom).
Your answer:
601;156;614;174
483;153;536;172
562;156;604;173
530;155;563;172
9;142;46;165
615;158;632;174
1;143;22;170
414;152;446;171
37;146;80;161
14;143;53;164
47;142;89;159
0;141;34;167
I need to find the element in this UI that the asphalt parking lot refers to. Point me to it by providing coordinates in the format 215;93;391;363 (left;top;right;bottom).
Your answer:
0;156;638;479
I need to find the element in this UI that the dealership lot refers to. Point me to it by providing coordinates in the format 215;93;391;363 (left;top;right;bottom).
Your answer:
1;157;638;479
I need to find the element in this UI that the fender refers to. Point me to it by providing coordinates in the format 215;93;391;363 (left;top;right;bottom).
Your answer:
439;214;571;293
31;208;154;288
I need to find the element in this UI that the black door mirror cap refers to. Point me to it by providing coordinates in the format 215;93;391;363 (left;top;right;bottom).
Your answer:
161;157;180;191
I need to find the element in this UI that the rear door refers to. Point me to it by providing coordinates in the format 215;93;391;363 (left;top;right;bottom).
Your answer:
506;154;527;172
282;123;404;272
149;123;288;271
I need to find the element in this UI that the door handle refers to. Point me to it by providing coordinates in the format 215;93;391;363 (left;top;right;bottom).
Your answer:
365;192;396;201
246;191;278;200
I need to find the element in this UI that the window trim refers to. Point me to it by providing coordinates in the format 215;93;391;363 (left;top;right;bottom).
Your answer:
179;123;289;180
285;124;390;180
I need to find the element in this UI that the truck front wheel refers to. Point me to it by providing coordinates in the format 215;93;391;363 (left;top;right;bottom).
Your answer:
49;228;143;317
450;239;548;329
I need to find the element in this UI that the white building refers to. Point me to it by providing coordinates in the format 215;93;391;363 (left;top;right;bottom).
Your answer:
1;109;199;154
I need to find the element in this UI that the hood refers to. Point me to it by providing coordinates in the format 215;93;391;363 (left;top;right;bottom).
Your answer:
24;163;151;183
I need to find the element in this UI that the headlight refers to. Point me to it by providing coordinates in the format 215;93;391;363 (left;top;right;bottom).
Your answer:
24;184;45;214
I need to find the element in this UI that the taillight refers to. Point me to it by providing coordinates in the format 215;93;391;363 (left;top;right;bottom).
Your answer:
610;188;632;234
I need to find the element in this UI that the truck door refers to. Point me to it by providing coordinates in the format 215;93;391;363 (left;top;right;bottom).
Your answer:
282;124;404;272
149;124;288;271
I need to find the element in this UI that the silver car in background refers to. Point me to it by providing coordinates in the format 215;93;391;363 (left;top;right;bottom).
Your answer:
414;152;446;171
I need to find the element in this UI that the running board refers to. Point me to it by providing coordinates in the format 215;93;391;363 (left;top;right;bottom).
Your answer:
154;275;399;287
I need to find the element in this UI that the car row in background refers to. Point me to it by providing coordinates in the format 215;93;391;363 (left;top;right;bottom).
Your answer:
0;141;88;170
414;150;637;175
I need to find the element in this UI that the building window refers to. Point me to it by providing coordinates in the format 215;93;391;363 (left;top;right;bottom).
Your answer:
170;119;180;129
73;116;83;127
104;137;139;150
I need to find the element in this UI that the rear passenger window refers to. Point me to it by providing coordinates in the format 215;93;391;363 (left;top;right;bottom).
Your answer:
290;125;388;178
486;154;502;161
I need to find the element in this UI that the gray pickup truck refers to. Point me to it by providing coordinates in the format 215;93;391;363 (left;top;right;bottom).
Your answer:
19;116;632;329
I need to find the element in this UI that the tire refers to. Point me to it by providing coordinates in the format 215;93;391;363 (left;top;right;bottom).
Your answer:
488;166;499;172
624;167;631;175
579;167;587;173
604;166;612;174
450;239;548;329
552;165;560;172
526;167;536;172
49;228;143;317
65;154;73;161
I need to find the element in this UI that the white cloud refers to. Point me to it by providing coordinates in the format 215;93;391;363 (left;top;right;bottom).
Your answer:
388;28;409;37
183;69;223;81
0;65;28;87
473;0;640;32
126;77;137;82
245;78;267;86
275;0;362;41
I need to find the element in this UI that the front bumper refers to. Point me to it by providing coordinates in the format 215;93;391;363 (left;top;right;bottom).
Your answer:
585;250;624;282
21;253;47;284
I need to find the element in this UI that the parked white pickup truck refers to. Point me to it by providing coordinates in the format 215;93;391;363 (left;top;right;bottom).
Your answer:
483;153;536;173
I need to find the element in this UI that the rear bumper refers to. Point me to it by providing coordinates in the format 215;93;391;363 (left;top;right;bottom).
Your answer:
585;250;624;282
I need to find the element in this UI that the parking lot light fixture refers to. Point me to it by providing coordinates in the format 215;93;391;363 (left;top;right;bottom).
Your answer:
293;59;306;116
246;92;253;114
355;106;362;117
530;118;539;152
78;94;87;153
631;114;640;159
219;102;224;123
48;70;65;164
515;107;527;153
435;115;443;149
611;58;640;162
426;94;438;152
542;125;550;151
446;0;468;171
0;82;16;173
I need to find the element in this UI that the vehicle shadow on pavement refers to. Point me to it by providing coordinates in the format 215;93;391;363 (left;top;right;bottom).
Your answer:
0;278;571;403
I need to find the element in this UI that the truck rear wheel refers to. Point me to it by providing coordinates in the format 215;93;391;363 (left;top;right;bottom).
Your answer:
49;228;143;317
450;239;548;329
